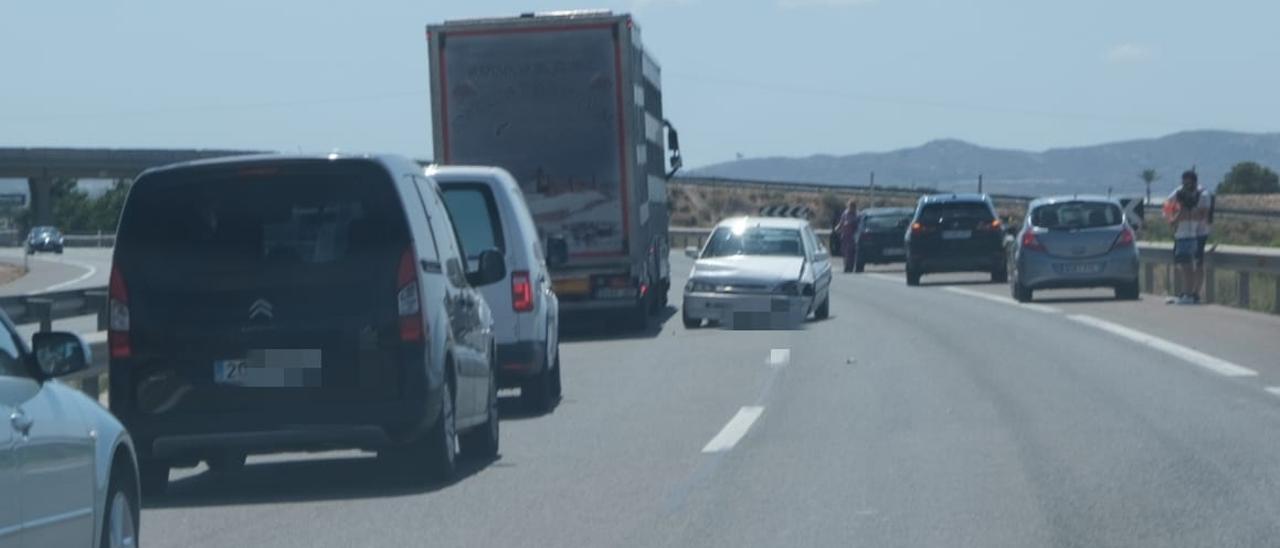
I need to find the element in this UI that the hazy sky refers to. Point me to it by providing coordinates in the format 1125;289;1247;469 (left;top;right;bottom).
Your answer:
2;0;1277;167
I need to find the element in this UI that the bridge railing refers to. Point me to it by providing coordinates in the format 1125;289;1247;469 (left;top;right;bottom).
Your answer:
670;227;1280;315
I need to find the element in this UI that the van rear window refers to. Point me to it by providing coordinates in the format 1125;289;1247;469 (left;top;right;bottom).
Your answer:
118;162;408;271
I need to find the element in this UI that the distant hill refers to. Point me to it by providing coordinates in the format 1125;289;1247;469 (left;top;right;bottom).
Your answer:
691;130;1280;198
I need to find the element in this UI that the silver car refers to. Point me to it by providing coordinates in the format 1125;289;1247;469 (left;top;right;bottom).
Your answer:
683;217;833;329
1009;196;1141;302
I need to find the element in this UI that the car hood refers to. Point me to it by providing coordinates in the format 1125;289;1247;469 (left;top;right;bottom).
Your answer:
691;256;806;284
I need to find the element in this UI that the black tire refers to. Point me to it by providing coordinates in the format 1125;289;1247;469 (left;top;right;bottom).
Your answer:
1012;281;1033;303
100;461;140;548
423;380;458;482
55;248;63;255
814;295;830;319
1115;280;1141;301
657;279;670;309
906;268;921;287
854;258;866;273
520;356;554;413
991;268;1009;283
461;359;499;460
681;301;700;329
139;460;169;497
206;452;246;476
627;297;651;331
548;350;562;401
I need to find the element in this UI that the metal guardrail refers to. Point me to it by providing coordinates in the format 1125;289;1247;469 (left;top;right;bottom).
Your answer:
0;286;109;398
670;226;1280;315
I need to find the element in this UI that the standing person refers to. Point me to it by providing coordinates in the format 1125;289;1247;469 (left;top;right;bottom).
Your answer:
1167;170;1211;304
835;199;859;273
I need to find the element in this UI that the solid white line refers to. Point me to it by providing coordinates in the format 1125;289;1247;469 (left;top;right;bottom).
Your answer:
862;273;902;283
41;257;99;292
943;286;1062;314
702;406;764;453
768;348;790;368
1266;387;1280;398
1068;314;1258;377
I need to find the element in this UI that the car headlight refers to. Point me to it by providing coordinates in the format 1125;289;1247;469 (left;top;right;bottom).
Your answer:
775;281;800;296
687;280;716;293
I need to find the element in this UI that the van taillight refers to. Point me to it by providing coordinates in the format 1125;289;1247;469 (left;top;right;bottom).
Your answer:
511;271;533;313
397;248;424;342
108;266;131;359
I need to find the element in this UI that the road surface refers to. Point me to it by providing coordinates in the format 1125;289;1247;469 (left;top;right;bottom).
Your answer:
117;254;1280;547
0;247;112;296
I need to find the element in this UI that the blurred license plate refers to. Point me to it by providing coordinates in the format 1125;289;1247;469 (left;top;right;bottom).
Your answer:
214;349;322;388
595;287;637;299
553;278;590;296
942;230;971;240
882;247;905;256
1054;263;1104;275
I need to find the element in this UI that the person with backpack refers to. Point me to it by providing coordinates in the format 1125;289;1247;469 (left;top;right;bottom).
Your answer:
1165;170;1212;304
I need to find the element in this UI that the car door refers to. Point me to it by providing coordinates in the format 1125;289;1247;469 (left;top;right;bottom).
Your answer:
413;178;488;422
0;365;26;548
803;227;832;298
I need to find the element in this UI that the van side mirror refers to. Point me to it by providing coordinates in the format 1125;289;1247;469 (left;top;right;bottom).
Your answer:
32;332;90;380
468;249;507;287
545;236;569;268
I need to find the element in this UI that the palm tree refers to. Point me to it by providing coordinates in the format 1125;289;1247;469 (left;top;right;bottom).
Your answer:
1140;169;1159;205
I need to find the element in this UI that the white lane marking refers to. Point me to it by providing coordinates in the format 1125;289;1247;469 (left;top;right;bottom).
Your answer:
768;348;790;368
702;406;764;453
1266;387;1280;398
943;286;1061;314
41;257;99;292
863;273;902;283
1068;314;1258;377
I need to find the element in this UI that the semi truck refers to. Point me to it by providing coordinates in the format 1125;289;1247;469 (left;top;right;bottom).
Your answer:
427;10;682;330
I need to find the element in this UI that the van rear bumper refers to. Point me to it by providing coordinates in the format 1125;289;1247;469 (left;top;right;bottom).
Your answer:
126;396;440;460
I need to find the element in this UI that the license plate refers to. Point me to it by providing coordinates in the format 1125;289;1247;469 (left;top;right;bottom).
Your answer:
552;278;590;296
882;247;905;256
942;230;972;240
1054;263;1103;275
214;349;322;388
595;287;637;299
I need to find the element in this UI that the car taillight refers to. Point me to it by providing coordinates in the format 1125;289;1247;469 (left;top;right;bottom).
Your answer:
108;266;131;359
911;222;924;234
512;271;533;312
1112;227;1135;250
397;248;425;343
1021;229;1046;252
979;219;1002;232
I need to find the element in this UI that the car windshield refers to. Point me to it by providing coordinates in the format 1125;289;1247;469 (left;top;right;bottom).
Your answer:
863;214;911;231
702;226;804;258
30;227;58;237
1032;201;1124;229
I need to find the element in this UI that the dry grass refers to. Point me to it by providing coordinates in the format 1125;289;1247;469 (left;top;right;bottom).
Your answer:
0;262;27;286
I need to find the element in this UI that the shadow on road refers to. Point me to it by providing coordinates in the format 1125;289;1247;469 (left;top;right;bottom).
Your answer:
917;279;999;287
143;452;498;509
560;305;676;342
496;394;563;421
1030;295;1128;304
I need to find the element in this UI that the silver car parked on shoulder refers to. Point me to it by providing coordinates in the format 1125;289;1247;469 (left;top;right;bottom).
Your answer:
1009;196;1140;302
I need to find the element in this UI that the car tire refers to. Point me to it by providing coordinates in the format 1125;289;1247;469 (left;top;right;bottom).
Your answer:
548;350;562;401
100;461;140;548
627;296;651;331
521;357;555;413
423;380;458;482
906;268;921;287
991;268;1009;283
206;452;246;476
1012;281;1033;303
1115;280;1141;301
55;248;63;255
814;295;830;319
854;258;865;273
462;359;500;460
681;302;700;329
139;459;169;497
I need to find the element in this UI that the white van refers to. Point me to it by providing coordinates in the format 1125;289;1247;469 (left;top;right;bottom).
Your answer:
429;165;562;412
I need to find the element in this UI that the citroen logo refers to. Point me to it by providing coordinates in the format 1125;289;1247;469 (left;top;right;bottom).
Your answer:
249;299;274;320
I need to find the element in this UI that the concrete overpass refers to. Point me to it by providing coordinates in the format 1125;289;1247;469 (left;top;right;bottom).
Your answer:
0;147;263;226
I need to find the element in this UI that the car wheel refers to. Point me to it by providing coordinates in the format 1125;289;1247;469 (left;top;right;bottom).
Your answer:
520;356;555;413
1115;280;1141;301
421;380;458;481
1013;281;1033;303
814;295;830;319
55;248;63;255
854;257;865;273
206;452;246;476
461;358;499;460
906;268;921;287
100;462;139;548
991;267;1009;283
549;350;562;401
139;459;169;497
681;301;700;329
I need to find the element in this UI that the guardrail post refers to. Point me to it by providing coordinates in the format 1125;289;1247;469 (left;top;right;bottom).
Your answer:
85;290;109;331
27;298;53;333
1237;272;1251;309
1143;263;1155;293
1273;276;1280;315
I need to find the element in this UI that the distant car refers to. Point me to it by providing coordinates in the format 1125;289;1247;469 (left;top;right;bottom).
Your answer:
905;194;1007;286
1009;196;1140;302
110;154;505;494
852;207;914;272
431;165;563;413
682;217;832;329
25;226;64;254
0;321;139;548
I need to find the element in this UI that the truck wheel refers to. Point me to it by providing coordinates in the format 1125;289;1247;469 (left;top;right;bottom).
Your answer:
462;361;500;459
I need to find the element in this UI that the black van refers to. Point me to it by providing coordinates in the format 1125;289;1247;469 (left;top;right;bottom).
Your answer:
109;154;506;493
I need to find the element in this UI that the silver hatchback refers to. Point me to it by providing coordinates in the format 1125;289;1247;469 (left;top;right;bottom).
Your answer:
1009;196;1140;302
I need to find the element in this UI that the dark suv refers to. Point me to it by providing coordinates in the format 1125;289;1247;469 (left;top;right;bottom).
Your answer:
852;207;913;272
110;154;506;493
904;194;1007;286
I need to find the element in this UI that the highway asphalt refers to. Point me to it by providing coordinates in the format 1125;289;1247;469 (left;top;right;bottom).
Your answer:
128;253;1280;548
0;246;112;296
